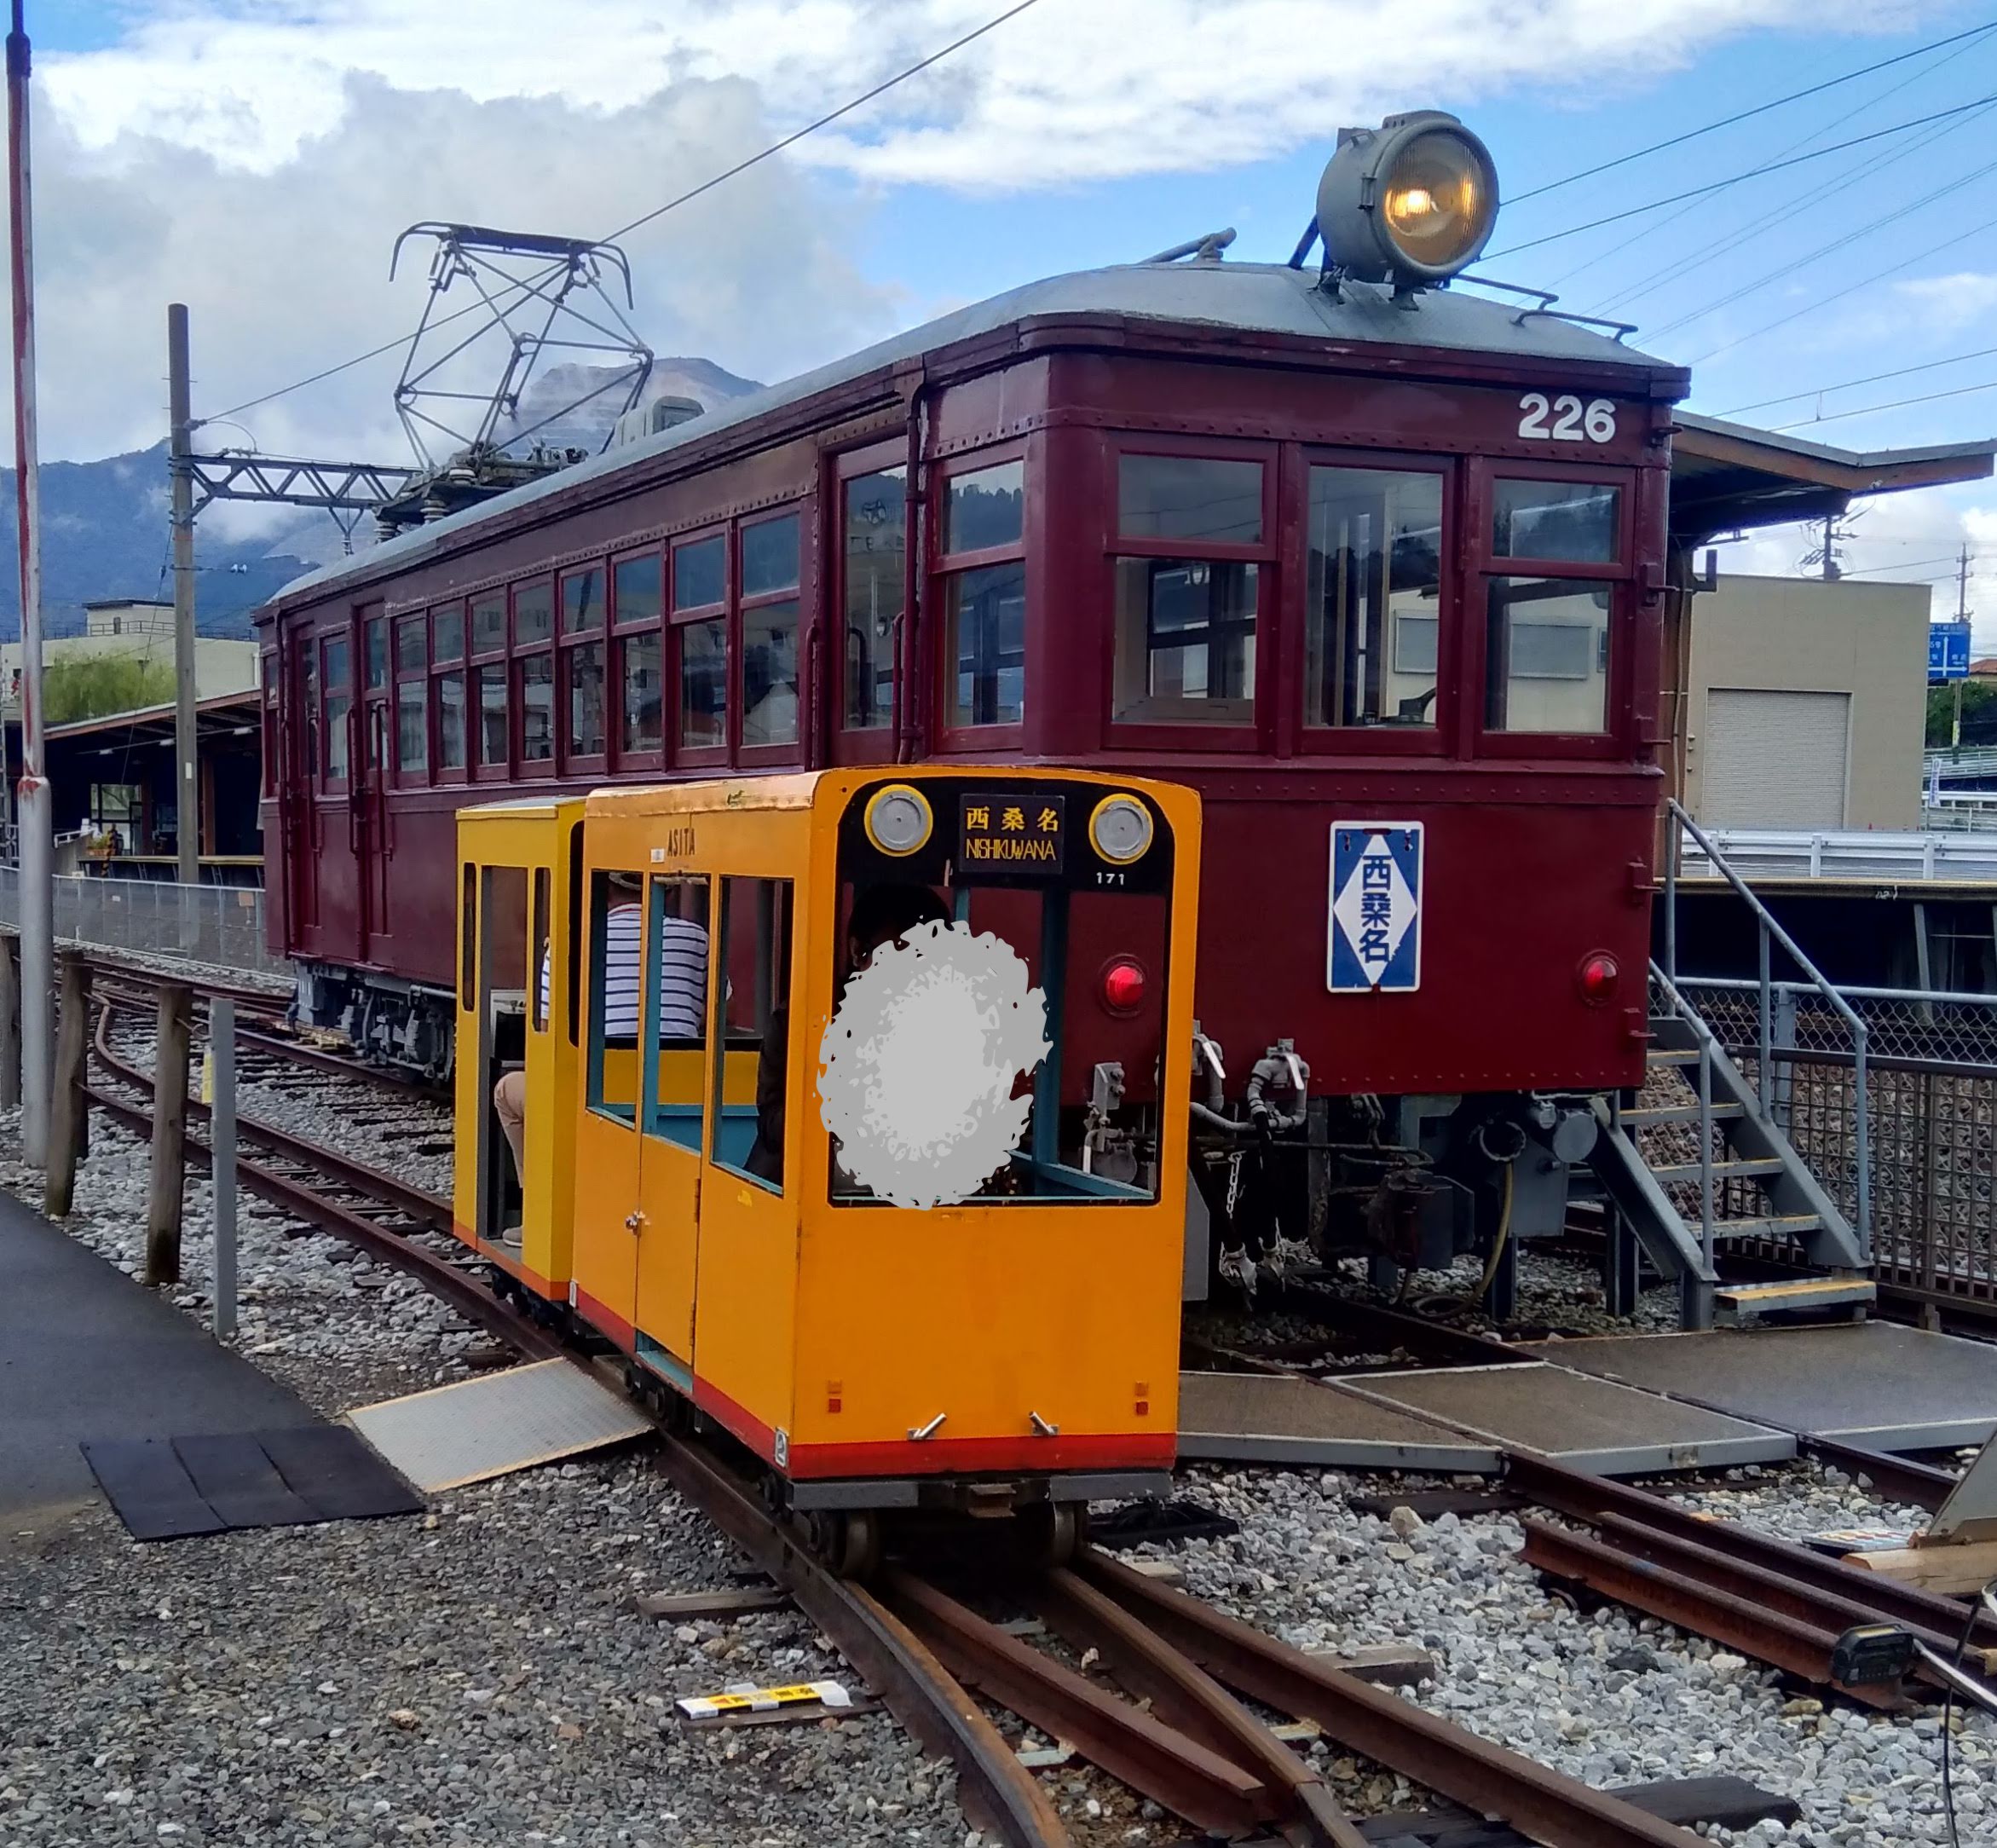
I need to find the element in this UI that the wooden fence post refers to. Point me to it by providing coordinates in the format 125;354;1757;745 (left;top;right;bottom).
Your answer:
0;932;19;1110
43;953;91;1217
144;983;192;1287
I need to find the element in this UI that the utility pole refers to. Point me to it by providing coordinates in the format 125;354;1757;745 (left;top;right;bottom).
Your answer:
1954;541;1975;749
168;303;198;886
7;0;50;1165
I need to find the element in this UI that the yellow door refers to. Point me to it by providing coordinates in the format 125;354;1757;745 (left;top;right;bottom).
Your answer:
570;871;646;1344
632;875;713;1373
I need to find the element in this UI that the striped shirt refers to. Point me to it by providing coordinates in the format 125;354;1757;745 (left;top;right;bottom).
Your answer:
572;902;709;1039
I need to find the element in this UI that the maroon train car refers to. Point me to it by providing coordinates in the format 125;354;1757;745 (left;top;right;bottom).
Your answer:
257;117;1690;1298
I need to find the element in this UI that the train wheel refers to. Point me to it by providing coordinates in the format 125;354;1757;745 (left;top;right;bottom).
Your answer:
805;1509;882;1579
1019;1502;1088;1569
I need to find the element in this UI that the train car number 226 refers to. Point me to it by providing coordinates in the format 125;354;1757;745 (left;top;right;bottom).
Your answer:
1516;393;1615;443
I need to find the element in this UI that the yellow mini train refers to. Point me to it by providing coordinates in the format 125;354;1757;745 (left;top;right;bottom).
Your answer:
453;767;1201;1571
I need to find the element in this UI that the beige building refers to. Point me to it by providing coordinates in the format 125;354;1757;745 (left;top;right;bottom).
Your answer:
0;600;257;721
1681;573;1931;831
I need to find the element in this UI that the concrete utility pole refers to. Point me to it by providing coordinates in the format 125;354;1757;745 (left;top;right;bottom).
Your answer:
168;303;199;886
7;0;51;1164
1954;541;1975;749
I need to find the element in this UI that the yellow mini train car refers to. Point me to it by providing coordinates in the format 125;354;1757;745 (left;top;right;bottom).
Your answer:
455;767;1200;1571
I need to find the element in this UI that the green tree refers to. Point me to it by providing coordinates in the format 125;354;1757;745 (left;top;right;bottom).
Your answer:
42;654;176;726
1926;679;1997;748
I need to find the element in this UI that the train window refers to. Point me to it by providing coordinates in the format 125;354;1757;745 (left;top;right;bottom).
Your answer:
300;643;317;779
640;876;712;1152
842;467;904;730
1485;578;1613;735
395;615;426;673
1118;456;1262;546
322;633;349;688
678;619;727;750
476;664;508;768
711;876;792;1193
436;671;467;771
517;655;555;761
365;616;388;690
614;553;662;628
586;869;646;1124
395;680;428;776
1306;467;1444;729
567;641;607;758
260;652;278;797
741;513;800;598
672;534;725;613
513;580;554;647
531;869;551;1035
459;863;476;1014
621;631;662;753
471;592;506;655
1111;559;1256;725
1492;479;1621;564
945;564;1025;728
433;604;465;663
944;462;1023;552
742;601;799;748
321;636;351;783
562;566;604;635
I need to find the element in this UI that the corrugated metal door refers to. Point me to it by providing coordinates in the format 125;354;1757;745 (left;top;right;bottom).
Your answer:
1702;688;1850;828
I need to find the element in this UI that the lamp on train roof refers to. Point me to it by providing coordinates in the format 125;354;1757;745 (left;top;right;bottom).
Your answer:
1315;111;1498;291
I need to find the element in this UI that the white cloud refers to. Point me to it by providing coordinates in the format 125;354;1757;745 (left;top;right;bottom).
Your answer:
1892;272;1997;336
43;0;1892;188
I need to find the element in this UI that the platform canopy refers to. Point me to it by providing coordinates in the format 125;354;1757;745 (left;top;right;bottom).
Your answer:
1669;412;1996;545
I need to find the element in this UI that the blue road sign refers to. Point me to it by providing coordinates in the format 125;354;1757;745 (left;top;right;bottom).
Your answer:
1931;621;1972;682
1329;823;1423;993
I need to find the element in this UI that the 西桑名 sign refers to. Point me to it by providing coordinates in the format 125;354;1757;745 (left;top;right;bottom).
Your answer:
958;793;1065;875
1329;823;1423;993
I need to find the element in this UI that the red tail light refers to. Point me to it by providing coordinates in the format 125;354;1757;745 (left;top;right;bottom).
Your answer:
1100;956;1147;1014
1578;951;1619;1005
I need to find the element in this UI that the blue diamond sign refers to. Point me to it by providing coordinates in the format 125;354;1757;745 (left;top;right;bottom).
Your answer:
1329;823;1423;993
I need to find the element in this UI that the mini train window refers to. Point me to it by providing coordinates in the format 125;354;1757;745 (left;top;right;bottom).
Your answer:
711;876;793;1194
1306;467;1444;730
1484;578;1614;735
639;876;713;1152
586;870;646;1123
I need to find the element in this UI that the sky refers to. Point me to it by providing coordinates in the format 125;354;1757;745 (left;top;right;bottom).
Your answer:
19;0;1997;644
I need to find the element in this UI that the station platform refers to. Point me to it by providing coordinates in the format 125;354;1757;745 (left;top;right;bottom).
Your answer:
0;1188;313;1530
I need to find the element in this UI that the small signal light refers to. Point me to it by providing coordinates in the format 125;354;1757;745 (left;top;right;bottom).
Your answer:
1101;957;1147;1014
1578;952;1619;1005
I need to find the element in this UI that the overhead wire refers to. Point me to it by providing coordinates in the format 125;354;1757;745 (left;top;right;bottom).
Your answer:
1772;377;1997;429
1715;343;1997;415
1507;16;1997;205
202;0;1044;428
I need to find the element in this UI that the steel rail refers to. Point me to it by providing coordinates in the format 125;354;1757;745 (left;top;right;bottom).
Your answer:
1519;1518;1908;1712
1075;1549;1704;1848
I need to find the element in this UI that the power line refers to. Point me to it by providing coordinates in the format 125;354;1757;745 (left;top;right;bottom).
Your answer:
1772;376;1997;430
1715;344;1997;415
1509;16;1997;205
1483;93;1997;260
205;0;1043;428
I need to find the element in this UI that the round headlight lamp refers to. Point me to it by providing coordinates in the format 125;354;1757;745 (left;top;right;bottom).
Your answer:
1089;794;1154;864
863;783;932;857
1316;112;1498;287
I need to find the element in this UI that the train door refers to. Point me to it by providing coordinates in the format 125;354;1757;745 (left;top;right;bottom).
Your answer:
632;875;713;1377
285;628;321;950
467;861;532;1247
310;626;363;962
356;607;395;965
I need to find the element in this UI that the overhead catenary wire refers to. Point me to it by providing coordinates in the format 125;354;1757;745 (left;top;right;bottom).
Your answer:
1508;16;1997;205
1716;344;1997;416
1772;377;1997;430
202;0;1044;429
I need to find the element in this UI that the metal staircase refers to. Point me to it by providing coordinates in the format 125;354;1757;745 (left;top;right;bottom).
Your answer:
1586;802;1876;1331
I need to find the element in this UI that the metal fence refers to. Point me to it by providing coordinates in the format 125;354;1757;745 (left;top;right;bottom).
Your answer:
0;867;289;979
1679;976;1997;1314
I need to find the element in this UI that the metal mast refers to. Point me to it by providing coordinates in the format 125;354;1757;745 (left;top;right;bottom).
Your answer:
169;303;198;886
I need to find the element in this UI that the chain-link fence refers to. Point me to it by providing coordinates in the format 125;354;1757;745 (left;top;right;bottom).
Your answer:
1680;977;1997;1310
0;867;289;979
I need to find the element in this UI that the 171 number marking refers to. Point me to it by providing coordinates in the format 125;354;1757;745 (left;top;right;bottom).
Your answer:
1517;393;1615;444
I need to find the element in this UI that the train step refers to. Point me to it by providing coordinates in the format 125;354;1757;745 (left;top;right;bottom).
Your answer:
1645;1048;1707;1067
1705;1213;1823;1243
1648;1157;1789;1184
1713;1275;1876;1327
1619;1101;1746;1126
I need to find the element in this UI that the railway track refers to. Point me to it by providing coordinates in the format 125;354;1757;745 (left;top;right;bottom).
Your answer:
75;996;1746;1848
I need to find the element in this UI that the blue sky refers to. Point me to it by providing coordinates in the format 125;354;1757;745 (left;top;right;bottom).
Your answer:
25;0;1997;627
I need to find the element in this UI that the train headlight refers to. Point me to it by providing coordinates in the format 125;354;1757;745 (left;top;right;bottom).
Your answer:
863;783;932;857
1316;112;1498;288
1089;794;1154;864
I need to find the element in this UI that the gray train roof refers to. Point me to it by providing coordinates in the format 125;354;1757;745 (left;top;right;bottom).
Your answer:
272;260;1677;610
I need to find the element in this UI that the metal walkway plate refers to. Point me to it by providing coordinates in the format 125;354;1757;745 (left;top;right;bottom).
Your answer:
1342;1362;1795;1475
345;1360;654;1493
1177;1372;1501;1472
1521;1323;1997;1453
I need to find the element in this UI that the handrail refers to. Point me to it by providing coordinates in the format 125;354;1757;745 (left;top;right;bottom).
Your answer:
1648;961;1723;1303
1673;975;1997;1008
1664;799;1871;1259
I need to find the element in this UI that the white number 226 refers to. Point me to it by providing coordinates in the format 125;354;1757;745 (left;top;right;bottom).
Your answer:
1517;393;1615;443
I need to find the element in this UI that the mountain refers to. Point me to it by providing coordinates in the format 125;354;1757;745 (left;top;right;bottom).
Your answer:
0;357;765;638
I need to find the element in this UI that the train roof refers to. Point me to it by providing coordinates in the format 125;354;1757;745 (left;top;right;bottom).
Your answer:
268;258;1684;615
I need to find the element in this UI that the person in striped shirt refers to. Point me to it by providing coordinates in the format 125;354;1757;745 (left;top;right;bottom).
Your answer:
493;873;708;1234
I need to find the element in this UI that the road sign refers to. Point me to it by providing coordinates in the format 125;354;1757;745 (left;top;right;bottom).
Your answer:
1930;620;1971;682
1329;823;1423;993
